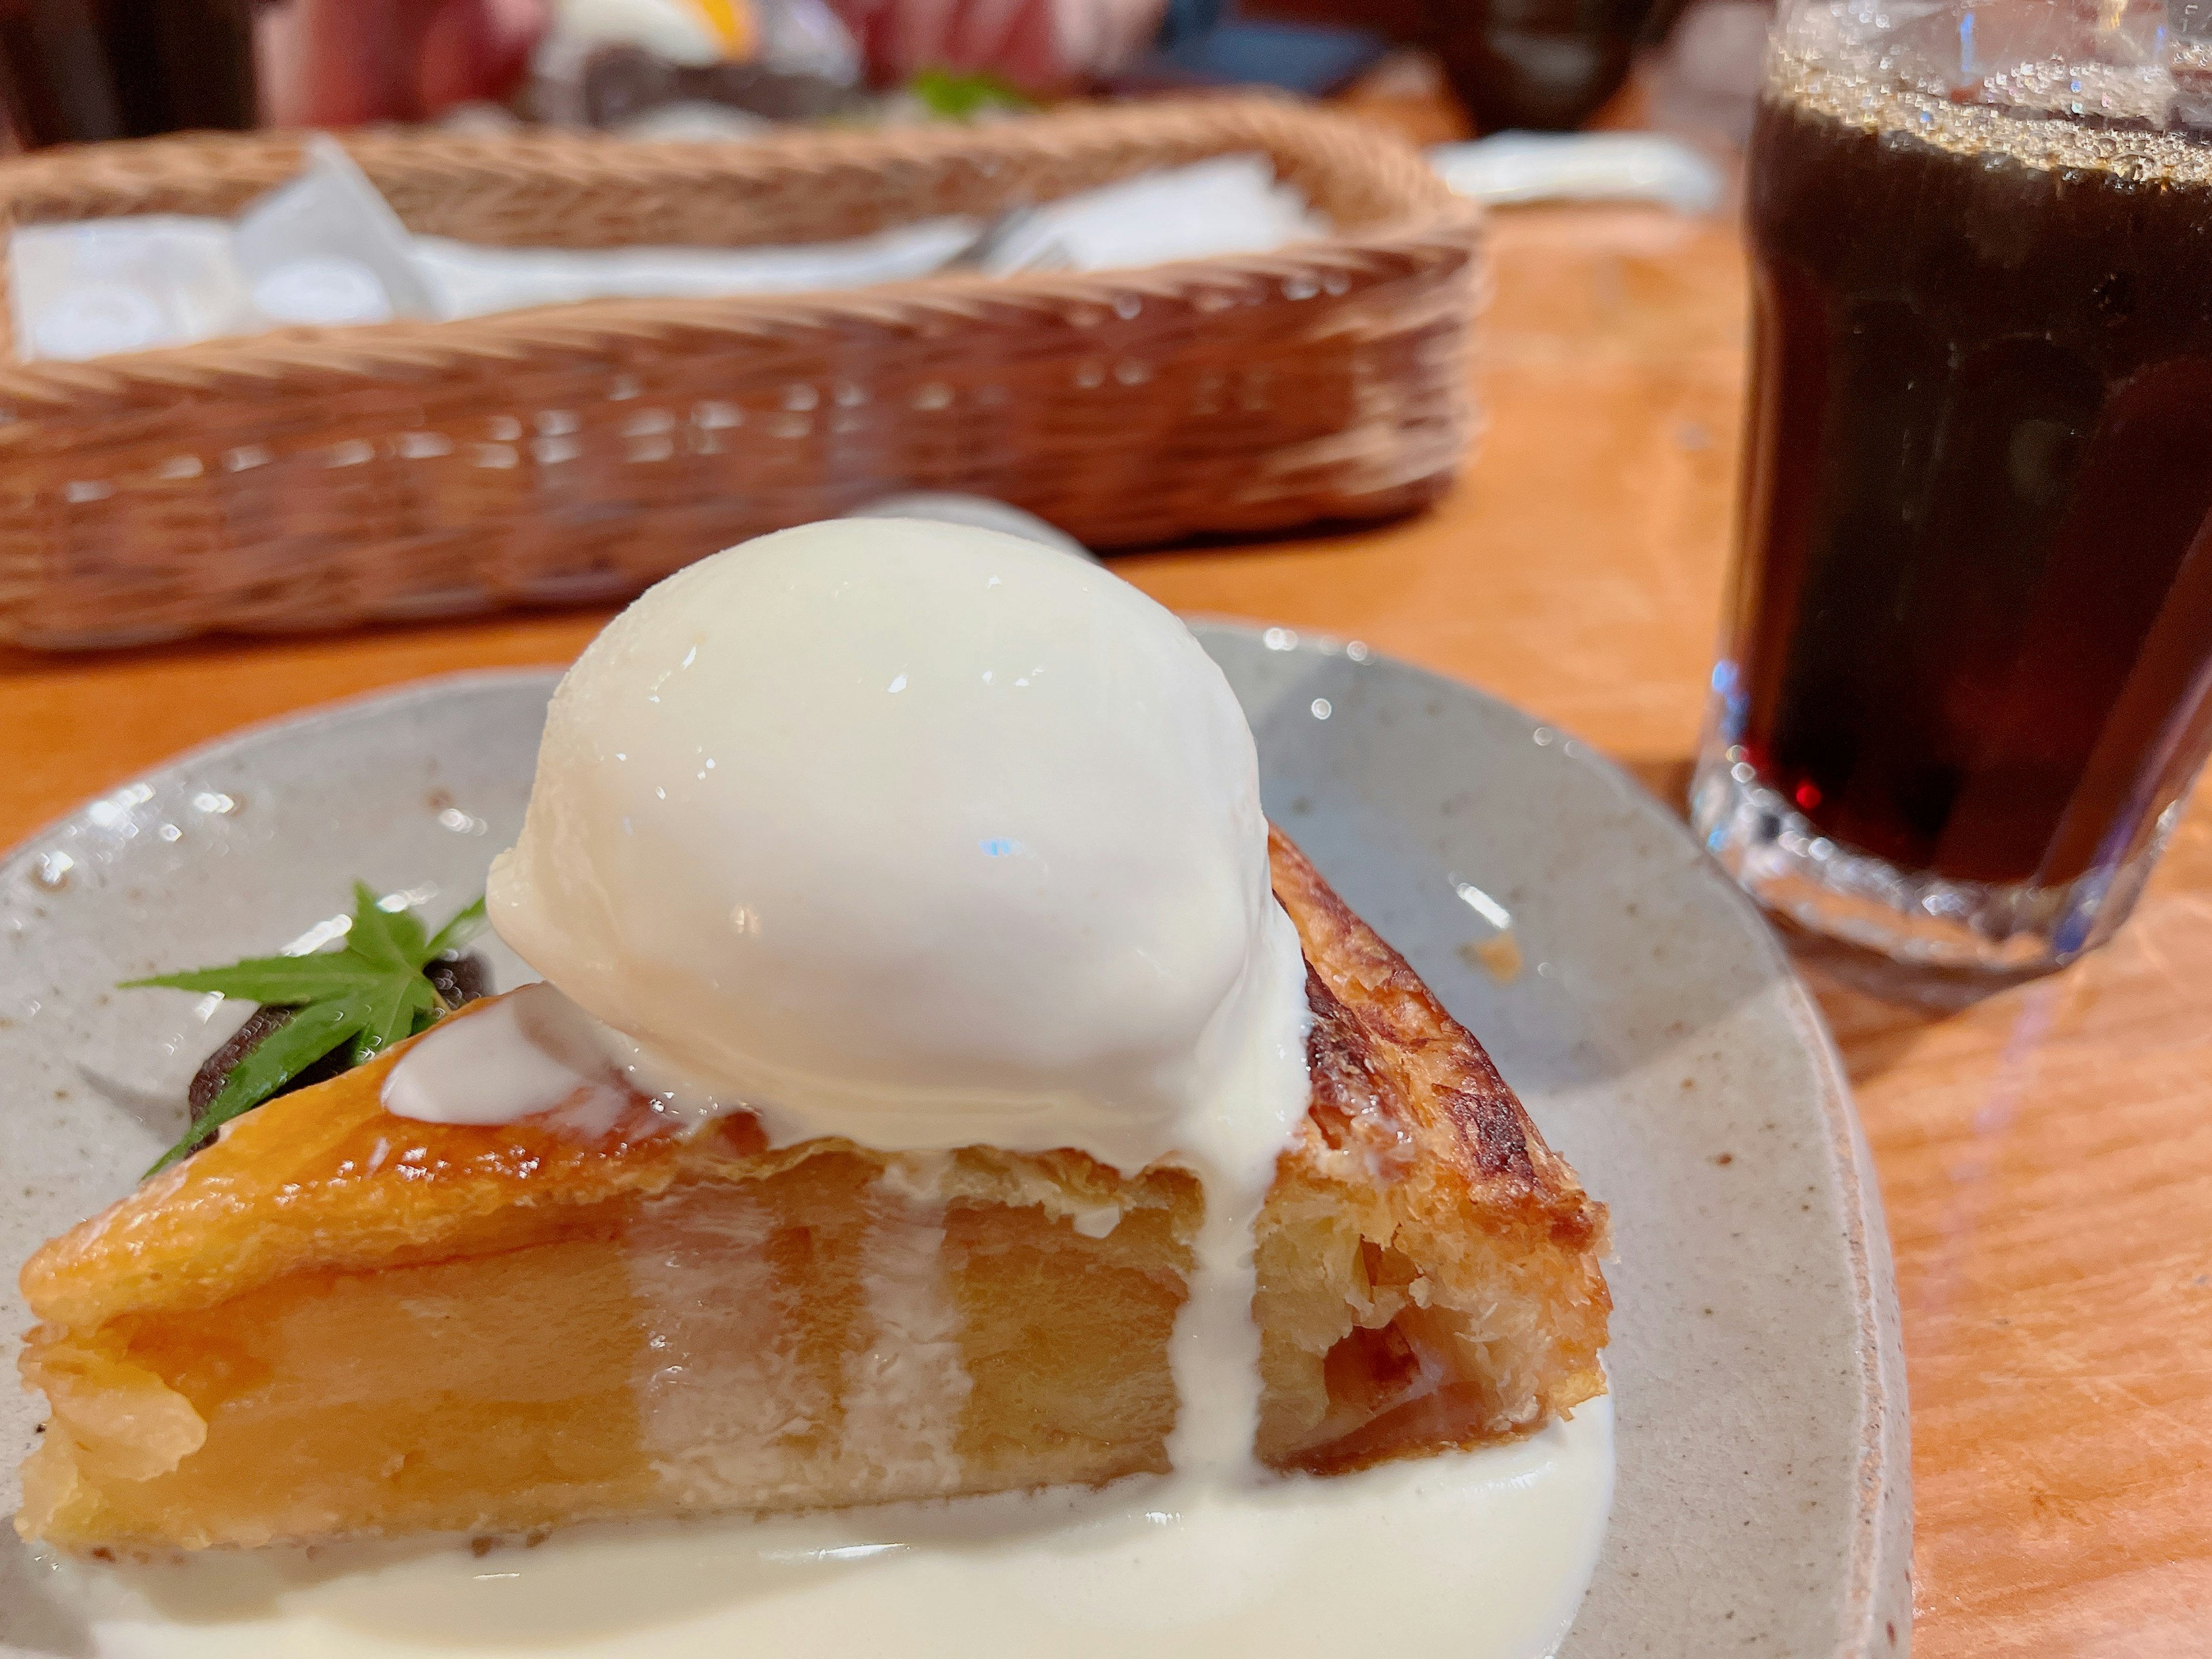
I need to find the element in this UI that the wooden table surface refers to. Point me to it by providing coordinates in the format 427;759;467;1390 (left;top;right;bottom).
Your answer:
5;203;2209;1656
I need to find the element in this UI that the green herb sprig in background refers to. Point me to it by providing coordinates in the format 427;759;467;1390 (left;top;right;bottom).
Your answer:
128;884;486;1175
908;66;1031;121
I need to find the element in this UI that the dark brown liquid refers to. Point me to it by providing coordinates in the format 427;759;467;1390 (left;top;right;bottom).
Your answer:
1732;71;2212;887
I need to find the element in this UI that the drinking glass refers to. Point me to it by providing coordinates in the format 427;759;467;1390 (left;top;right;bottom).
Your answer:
1692;0;2212;968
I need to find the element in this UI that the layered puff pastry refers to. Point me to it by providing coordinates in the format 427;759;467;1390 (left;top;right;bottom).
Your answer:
17;830;1609;1554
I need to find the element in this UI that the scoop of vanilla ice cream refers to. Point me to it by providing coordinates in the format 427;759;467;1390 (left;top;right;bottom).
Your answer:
487;517;1298;1171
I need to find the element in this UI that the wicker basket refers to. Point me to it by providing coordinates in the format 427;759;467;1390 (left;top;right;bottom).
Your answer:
0;98;1480;649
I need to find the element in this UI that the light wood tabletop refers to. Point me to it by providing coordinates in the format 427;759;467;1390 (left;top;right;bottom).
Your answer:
4;202;2209;1656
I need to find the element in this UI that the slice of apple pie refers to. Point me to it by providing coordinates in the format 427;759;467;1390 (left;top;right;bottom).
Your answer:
17;831;1608;1554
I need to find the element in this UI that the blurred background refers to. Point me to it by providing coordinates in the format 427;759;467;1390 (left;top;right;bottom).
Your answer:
0;0;1768;151
0;0;1759;650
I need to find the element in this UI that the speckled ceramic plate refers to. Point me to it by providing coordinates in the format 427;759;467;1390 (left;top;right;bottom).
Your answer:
0;624;1910;1657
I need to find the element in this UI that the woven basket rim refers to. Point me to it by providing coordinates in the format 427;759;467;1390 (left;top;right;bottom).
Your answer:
0;96;1475;412
0;92;1444;213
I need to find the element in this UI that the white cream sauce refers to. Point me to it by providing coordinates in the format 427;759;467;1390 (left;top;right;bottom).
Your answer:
384;516;1323;1486
48;1396;1612;1659
378;982;631;1134
382;909;1313;1488
324;520;1618;1656
480;518;1297;1182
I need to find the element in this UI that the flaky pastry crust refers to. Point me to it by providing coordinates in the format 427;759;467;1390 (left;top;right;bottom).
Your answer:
18;830;1608;1551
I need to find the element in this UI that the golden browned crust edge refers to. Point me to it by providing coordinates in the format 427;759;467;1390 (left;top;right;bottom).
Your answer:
1269;825;1609;1255
21;829;1608;1331
1256;827;1610;1474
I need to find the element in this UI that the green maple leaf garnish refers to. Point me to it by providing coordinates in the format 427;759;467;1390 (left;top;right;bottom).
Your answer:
127;884;487;1176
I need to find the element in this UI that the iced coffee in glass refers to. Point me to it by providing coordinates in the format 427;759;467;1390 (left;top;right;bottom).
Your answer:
1694;0;2212;968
